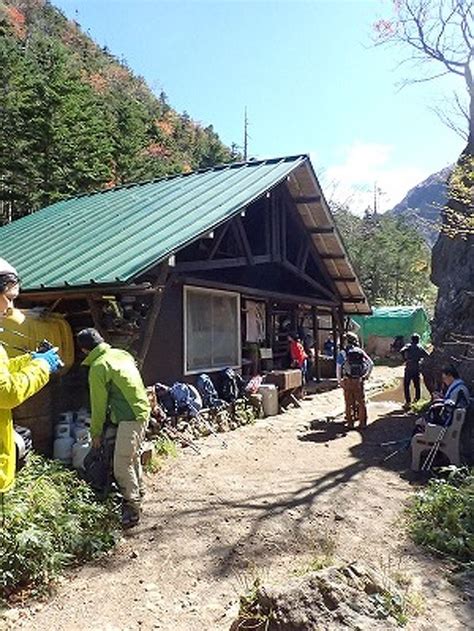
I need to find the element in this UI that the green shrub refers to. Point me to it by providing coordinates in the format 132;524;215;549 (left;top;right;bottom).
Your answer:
0;454;120;600
407;467;474;564
410;399;431;414
144;435;178;473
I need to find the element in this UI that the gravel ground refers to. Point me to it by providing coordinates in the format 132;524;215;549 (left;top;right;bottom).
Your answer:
5;366;472;631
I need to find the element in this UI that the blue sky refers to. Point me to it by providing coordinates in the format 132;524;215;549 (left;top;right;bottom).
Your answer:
54;0;465;212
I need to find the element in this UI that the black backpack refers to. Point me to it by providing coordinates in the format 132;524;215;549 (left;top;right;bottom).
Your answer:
220;368;244;403
82;427;116;499
345;346;366;378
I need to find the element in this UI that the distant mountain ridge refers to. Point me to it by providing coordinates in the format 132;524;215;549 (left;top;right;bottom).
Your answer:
387;166;453;246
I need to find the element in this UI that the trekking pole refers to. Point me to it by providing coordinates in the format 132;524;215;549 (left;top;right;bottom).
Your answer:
421;425;449;472
162;426;200;454
380;437;411;447
198;412;227;449
382;443;410;463
381;438;411;463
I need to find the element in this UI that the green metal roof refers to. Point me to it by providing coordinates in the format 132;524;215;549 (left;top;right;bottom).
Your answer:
0;156;306;290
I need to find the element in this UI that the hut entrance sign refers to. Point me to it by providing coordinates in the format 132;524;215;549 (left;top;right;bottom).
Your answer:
184;286;241;374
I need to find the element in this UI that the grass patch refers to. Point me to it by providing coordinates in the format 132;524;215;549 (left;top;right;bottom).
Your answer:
407;466;474;565
377;556;425;627
294;533;336;576
235;576;275;630
409;399;431;414
144;435;178;474
0;454;120;602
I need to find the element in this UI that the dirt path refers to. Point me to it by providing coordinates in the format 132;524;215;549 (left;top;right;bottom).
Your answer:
17;368;472;630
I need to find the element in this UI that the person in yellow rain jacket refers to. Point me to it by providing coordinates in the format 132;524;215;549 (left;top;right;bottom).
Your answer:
0;258;61;493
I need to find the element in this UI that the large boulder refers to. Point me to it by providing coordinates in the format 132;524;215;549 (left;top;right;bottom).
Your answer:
423;230;474;392
231;563;406;630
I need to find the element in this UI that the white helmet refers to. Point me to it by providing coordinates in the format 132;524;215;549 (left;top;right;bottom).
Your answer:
0;258;18;277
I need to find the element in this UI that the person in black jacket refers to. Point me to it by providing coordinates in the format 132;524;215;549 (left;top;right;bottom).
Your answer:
400;334;429;407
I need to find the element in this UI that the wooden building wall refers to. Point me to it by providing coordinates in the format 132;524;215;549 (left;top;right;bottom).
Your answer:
142;281;184;386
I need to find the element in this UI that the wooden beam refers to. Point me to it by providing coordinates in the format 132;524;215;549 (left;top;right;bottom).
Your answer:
312;306;321;382
280;195;287;262
282;260;338;301
270;194;282;262
341;296;366;303
333;276;356;283
308;226;334;234
331;309;338;372
295;242;310;272
87;297;107;339
176;257;246;272
18;283;154;301
234;216;254;265
264;197;271;255
137;262;170;368
174;255;271;273
177;276;340;308
280;186;338;295
208;223;231;260
293;195;321;204
319;253;345;260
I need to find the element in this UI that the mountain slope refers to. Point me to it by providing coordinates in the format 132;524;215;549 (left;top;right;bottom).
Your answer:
0;0;235;222
388;166;452;246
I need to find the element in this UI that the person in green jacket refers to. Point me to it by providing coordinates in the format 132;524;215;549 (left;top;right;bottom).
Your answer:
0;258;61;494
77;328;150;528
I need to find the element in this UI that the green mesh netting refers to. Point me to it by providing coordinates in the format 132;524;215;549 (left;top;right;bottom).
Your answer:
352;306;431;345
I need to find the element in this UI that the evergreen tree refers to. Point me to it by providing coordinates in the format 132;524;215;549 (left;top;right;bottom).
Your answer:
0;0;236;222
333;205;435;309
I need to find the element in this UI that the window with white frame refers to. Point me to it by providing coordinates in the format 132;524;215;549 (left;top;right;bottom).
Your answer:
184;286;241;374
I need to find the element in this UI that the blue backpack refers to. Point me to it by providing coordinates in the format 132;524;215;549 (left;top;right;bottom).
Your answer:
196;374;224;409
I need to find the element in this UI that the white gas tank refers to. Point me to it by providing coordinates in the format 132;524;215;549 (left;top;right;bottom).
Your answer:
53;433;74;464
258;384;279;417
72;437;91;471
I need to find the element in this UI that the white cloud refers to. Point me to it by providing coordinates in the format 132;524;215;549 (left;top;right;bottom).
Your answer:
320;142;430;214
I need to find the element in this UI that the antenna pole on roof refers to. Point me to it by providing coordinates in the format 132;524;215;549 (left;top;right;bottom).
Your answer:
243;107;248;161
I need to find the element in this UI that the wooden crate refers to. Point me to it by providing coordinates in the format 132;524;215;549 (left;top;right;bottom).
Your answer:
264;369;302;391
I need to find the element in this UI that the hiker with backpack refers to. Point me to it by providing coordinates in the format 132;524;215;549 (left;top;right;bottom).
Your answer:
336;332;373;429
400;334;429;408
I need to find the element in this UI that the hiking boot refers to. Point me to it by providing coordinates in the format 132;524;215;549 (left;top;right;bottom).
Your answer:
121;504;140;529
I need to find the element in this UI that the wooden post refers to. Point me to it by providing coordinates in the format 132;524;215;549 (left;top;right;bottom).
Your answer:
312;306;321;382
137;262;169;369
331;309;338;377
265;300;272;348
87;296;107;339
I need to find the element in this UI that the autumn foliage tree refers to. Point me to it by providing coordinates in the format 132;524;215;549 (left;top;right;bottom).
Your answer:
375;0;473;387
0;0;235;223
374;0;473;238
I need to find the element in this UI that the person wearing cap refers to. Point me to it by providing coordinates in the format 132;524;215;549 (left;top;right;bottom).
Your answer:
0;258;61;494
77;328;150;528
336;332;373;429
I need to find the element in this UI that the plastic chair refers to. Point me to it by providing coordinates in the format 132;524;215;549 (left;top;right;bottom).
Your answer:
411;407;466;471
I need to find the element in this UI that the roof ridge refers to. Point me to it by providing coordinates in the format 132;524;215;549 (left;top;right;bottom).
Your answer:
72;154;309;200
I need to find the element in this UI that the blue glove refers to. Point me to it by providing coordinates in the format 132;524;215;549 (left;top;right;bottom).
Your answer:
32;348;62;374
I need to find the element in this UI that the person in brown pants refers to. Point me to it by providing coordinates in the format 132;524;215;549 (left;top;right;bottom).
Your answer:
341;376;367;427
336;332;373;429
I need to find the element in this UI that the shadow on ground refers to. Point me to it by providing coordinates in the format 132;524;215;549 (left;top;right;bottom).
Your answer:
132;406;425;581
